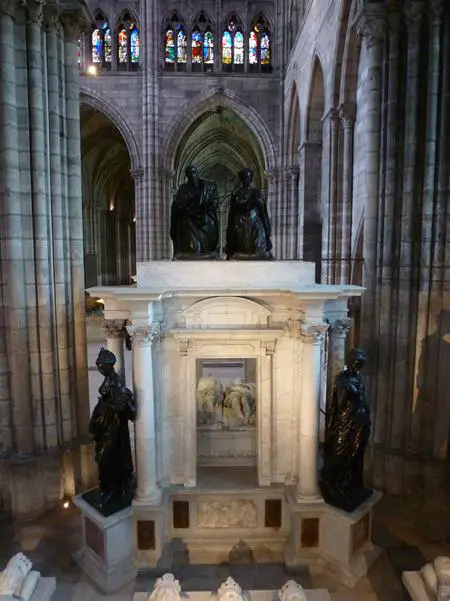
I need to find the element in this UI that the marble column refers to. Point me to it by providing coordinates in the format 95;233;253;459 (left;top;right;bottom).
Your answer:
0;0;33;454
105;320;126;383
327;319;352;393
338;103;355;285
297;323;328;501
127;323;161;504
354;4;386;438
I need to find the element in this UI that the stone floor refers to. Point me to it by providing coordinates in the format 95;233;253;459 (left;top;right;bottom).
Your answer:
1;489;450;601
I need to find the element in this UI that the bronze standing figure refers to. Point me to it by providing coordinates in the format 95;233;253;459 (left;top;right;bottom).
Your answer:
170;165;220;259
86;347;137;514
320;347;372;513
225;168;273;260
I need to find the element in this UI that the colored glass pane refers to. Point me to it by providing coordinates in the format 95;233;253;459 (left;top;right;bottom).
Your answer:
234;31;244;64
227;19;236;33
177;28;187;63
130;28;139;63
77;39;81;64
118;28;127;63
204;31;214;63
222;30;232;64
260;32;270;64
249;31;258;64
192;30;203;63
104;29;112;62
165;29;175;63
92;29;102;63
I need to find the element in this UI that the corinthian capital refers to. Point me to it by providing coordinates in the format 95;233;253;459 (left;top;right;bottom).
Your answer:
104;319;126;338
403;0;426;25
300;323;329;344
26;0;45;23
329;318;352;338
126;322;161;346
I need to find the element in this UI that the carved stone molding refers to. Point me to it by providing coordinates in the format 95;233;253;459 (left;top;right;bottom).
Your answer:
0;0;20;18
44;5;59;30
329;318;352;339
264;170;281;185
283;167;299;183
430;0;445;20
261;339;276;356
178;339;192;356
104;319;126;339
300;323;329;345
26;0;45;24
339;102;356;128
403;0;426;25
130;167;144;181
354;6;387;48
126;323;161;346
284;318;302;339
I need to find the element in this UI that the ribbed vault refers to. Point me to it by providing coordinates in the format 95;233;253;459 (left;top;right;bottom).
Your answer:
174;108;265;204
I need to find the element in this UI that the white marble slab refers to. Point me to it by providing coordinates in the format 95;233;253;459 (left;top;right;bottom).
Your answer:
136;260;316;289
402;572;432;601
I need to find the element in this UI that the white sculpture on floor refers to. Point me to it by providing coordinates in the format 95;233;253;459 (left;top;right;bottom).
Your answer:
422;557;450;601
278;580;307;601
217;578;244;601
148;574;182;601
197;376;224;426
223;380;256;428
0;553;41;601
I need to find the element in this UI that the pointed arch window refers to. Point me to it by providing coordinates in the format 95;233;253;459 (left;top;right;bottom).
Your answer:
91;11;111;71
164;12;186;71
117;13;140;71
249;14;272;72
191;11;214;72
222;15;244;72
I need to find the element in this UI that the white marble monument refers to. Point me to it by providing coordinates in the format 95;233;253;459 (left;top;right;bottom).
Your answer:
76;260;380;589
0;553;55;601
403;556;450;601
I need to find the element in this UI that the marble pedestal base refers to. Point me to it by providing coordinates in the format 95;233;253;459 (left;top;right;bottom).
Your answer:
284;490;382;587
72;493;136;593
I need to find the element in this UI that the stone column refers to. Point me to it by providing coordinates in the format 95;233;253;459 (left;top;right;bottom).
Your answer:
265;170;281;258
327;319;352;393
284;167;299;259
105;320;126;383
297;323;328;501
354;4;386;435
61;11;90;438
0;0;33;454
127;323;161;504
338;103;356;284
326;109;340;284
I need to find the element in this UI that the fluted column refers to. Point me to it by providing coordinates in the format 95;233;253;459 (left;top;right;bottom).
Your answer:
297;323;328;501
338;103;355;284
284;167;299;259
105;320;126;383
127;323;161;504
61;11;90;438
354;4;386;436
0;0;33;454
327;319;352;393
265;170;281;258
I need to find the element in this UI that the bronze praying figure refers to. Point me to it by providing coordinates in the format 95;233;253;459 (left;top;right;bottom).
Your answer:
170;165;220;260
225;168;273;260
86;347;137;515
320;347;372;513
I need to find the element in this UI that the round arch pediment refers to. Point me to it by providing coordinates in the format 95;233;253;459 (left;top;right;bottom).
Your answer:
183;297;271;328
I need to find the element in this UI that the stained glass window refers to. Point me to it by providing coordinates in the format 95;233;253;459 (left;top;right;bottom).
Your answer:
234;31;244;64
222;30;232;64
249;31;258;65
104;29;112;62
92;29;102;63
130;28;139;63
118;28;128;63
192;30;203;63
165;29;175;63
260;32;270;65
177;27;187;63
77;39;81;64
204;31;214;64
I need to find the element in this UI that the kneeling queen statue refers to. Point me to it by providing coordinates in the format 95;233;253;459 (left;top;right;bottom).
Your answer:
86;347;137;514
320;347;372;513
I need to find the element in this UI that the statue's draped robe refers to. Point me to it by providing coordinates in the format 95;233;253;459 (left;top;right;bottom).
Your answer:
89;373;136;497
170;179;220;257
320;370;371;512
226;187;272;258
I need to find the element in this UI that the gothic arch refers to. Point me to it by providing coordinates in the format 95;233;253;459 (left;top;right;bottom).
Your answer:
79;87;141;171
339;0;362;106
285;80;301;166
162;88;277;172
117;7;140;29
305;55;326;142
331;0;353;108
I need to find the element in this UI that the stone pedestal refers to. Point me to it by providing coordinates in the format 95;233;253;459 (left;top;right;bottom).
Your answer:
285;490;382;587
72;494;135;593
